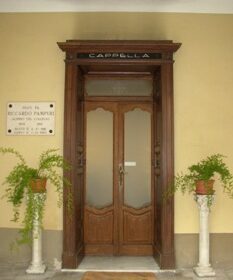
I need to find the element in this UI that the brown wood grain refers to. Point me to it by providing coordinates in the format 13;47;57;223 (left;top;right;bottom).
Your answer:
85;206;114;244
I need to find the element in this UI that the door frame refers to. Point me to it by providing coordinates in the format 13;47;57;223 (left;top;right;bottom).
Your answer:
58;40;181;269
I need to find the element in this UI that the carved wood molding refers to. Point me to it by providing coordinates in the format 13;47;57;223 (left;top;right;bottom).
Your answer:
123;205;152;215
58;40;181;54
85;205;114;245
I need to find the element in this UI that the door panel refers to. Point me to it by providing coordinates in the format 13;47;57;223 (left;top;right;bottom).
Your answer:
84;102;117;255
85;205;114;244
119;104;153;255
123;108;151;208
84;102;153;256
123;206;152;243
86;108;113;208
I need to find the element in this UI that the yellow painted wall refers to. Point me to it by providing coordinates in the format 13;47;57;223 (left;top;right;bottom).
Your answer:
0;13;233;233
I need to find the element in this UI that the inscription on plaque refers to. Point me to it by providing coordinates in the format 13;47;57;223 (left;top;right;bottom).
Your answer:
77;53;162;60
7;102;55;136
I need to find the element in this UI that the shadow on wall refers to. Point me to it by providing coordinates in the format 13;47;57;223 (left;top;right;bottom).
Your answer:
58;13;169;41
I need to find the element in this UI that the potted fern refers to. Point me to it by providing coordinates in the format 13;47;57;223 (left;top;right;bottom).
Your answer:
165;154;233;205
0;147;72;246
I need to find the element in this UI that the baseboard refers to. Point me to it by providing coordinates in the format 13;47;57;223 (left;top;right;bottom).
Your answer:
0;227;62;268
175;233;233;268
0;228;232;269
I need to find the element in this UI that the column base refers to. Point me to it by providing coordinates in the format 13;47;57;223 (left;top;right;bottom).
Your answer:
193;266;216;277
26;263;46;274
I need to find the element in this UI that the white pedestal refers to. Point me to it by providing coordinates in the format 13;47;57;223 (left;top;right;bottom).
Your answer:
194;266;216;277
194;195;215;277
26;193;46;274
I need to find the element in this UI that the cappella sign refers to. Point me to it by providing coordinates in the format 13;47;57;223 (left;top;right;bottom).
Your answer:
77;53;162;59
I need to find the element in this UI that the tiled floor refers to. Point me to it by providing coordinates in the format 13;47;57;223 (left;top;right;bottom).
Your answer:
1;267;233;280
74;256;160;272
0;257;233;280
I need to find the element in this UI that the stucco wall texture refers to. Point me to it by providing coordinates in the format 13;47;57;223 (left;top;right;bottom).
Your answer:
0;12;233;233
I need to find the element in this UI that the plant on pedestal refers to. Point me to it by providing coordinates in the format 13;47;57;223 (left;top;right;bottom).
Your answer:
165;154;233;206
0;147;72;246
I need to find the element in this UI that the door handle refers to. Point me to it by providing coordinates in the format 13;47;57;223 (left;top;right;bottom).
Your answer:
119;163;127;190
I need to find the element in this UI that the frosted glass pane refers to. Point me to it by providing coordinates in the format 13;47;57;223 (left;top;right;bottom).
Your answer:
86;79;152;96
86;108;113;208
124;109;151;208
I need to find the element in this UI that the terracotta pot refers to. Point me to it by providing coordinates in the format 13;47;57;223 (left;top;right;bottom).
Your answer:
30;178;47;193
195;180;215;195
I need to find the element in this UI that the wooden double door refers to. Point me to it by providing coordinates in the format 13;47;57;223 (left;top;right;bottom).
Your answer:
84;101;154;256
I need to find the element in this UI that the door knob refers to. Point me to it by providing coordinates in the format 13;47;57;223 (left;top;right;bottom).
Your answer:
119;163;127;189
